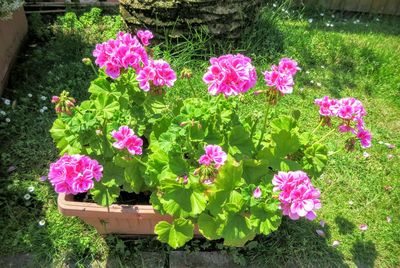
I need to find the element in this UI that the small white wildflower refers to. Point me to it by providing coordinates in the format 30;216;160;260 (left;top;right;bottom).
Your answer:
328;151;334;156
24;194;31;200
40;96;46;101
331;14;335;18
306;70;310;74
321;65;325;69
28;93;33;98
320;13;324;16
387;154;394;160
4;99;11;105
320;220;326;227
273;3;277;7
326;23;330;27
42;106;48;111
348;200;354;206
308;18;313;23
330;24;334;27
28;186;35;193
385;143;395;149
299;87;304;92
363;152;370;158
316;82;322;87
38;220;46;226
386;216;392;223
0;110;5;116
332;240;340;247
310;80;314;84
375;18;380;22
365;24;369;27
378;140;384;145
5;118;10;123
39;109;44;113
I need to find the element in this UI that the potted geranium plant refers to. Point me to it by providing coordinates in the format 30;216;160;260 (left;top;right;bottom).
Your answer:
50;30;372;248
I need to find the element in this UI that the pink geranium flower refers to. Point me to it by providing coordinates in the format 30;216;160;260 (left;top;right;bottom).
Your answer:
48;154;103;194
136;59;176;91
356;128;372;148
273;171;321;221
253;186;262;198
92;32;148;79
111;126;143;155
198;145;227;168
137;30;154;46
278;58;300;76
203;54;257;97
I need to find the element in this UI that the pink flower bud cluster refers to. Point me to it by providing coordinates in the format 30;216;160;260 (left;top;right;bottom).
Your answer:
203;54;257;97
198;145;227;169
263;58;300;94
315;96;371;148
272;171;321;221
93;32;149;79
111;126;143;155
48;154;103;194
136;59;177;91
51;91;76;115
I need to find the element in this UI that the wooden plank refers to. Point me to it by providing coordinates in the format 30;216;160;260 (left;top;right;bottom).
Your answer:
25;10;66;14
343;0;361;11
357;0;373;13
371;0;387;14
383;0;399;15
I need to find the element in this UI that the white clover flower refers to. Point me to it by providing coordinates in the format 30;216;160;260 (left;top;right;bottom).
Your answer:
348;200;354;206
326;23;330;27
305;70;310;74
272;3;277;7
310;80;314;84
28;186;35;193
40;96;46;101
321;65;325;69
316;82;322;87
24;194;31;200
330;24;334;27
42;106;48;111
332;240;340;247
39;109;44;113
0;110;5;116
4;99;10;105
331;14;335;18
38;220;46;226
28;93;33;98
363;152;370;158
320;13;324;16
308;18;313;23
5;118;10;123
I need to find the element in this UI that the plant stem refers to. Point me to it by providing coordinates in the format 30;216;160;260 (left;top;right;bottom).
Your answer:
314;128;336;144
187;78;195;95
312;118;324;134
256;93;271;151
90;62;98;76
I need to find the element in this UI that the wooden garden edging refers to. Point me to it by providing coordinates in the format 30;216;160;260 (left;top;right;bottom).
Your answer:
303;0;400;15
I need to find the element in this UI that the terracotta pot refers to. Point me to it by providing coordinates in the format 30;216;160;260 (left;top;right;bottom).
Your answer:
0;7;28;95
58;193;201;235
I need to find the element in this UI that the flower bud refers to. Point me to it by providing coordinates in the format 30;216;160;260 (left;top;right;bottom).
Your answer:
180;67;192;79
82;58;92;66
51;96;60;103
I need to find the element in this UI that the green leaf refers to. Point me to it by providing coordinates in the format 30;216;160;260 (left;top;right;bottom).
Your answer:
303;143;328;178
228;124;253;157
218;213;256;247
250;203;281;236
270;115;297;133
155;219;194;249
207;190;231;216
242;159;271;185
198;213;222;240
124;160;145;193
161;187;207;217
272;130;300;157
91;179;120;206
94;93;120;120
215;156;243;192
89;77;111;96
158;132;177;152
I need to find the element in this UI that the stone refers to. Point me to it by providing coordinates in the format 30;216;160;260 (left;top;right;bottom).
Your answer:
0;253;34;268
119;0;261;40
169;251;241;268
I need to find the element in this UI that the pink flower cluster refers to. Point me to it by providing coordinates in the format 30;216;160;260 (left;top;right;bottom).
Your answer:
93;32;148;79
136;30;154;46
315;96;372;148
263;58;300;94
111;126;143;155
48;154;103;194
203;54;257;97
136;59;177;91
198;145;227;168
272;171;321;221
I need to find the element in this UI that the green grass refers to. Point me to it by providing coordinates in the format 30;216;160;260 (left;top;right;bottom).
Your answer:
1;4;399;267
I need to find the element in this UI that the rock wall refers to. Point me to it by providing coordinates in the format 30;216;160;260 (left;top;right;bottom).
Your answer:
120;0;261;39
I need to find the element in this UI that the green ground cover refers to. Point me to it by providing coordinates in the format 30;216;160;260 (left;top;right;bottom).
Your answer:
0;3;399;267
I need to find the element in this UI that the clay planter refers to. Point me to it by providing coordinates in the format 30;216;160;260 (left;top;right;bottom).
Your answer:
0;7;27;95
58;193;202;236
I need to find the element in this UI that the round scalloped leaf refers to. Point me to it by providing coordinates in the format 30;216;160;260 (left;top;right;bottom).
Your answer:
154;219;194;249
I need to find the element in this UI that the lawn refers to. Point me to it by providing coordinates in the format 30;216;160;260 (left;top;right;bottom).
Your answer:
0;3;399;267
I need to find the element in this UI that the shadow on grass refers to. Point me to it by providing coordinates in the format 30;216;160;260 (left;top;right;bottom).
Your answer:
351;238;377;268
335;215;356;235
